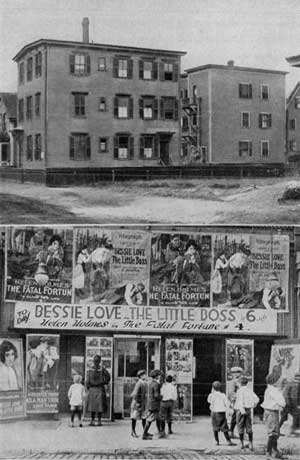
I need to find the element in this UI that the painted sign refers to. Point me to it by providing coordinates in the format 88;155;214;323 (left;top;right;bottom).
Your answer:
73;228;150;306
212;233;289;312
6;227;73;303
26;334;60;413
15;302;277;334
0;338;25;420
150;233;211;307
165;338;193;421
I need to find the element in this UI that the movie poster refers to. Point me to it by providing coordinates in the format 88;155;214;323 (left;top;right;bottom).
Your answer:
6;227;73;303
85;336;113;420
165;338;193;421
269;344;300;391
26;334;60;413
226;339;254;388
212;233;289;312
150;233;211;307
73;228;150;305
0;338;25;420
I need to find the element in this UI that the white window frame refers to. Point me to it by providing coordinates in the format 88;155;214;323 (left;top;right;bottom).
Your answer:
239;140;252;157
118;59;128;78
260;84;269;100
295;96;300;109
143;61;152;80
241;111;250;128
260;112;271;129
261;140;269;157
239;82;252;99
143;98;153;119
98;57;106;71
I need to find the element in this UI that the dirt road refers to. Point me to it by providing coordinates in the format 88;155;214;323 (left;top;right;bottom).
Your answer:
1;177;299;224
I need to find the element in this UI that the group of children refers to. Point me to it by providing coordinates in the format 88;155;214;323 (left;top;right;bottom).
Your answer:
208;373;286;458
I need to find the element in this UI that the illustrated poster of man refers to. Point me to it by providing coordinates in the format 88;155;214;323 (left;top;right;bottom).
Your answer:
150;233;211;307
73;228;150;305
6;227;73;303
268;344;300;392
26;334;60;414
0;338;25;420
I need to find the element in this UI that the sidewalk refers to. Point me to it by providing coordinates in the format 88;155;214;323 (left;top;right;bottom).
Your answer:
0;415;299;458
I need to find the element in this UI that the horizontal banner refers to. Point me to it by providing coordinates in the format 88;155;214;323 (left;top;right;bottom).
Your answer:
14;302;277;334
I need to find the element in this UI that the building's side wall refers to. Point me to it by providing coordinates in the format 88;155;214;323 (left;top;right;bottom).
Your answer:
287;85;300;162
45;45;181;168
210;68;286;163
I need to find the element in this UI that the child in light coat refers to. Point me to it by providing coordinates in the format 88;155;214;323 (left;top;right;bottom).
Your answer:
68;374;85;427
234;376;259;450
207;381;236;446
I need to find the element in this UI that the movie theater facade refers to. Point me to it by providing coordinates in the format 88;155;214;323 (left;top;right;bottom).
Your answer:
0;225;298;420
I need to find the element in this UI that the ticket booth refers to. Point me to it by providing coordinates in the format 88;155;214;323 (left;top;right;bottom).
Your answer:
113;336;161;418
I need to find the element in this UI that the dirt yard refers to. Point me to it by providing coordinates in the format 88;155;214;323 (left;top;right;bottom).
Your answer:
1;177;300;225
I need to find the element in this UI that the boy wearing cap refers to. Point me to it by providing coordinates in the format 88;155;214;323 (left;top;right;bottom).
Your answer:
234;376;259;450
143;370;161;440
227;366;243;438
159;375;178;437
130;369;147;437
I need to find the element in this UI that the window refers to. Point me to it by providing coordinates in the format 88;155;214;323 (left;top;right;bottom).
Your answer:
181;143;188;157
27;57;33;81
114;134;134;159
295;97;300;109
35;93;41;117
18;99;24;122
261;84;269;100
114;96;133;119
19;62;24;85
239;83;252;99
239;141;252;157
161;97;178;120
35;51;42;77
139;60;157;80
72;93;87;116
241;112;250;128
259;113;272;128
289;119;296;130
99;137;108;153
70;54;90;76
113;57;133;79
163;63;174;81
69;133;91;160
26;96;33;120
289;140;297;152
98;57;106;71
261;140;269;157
139;97;158;120
140;135;157;159
181;116;189;131
35;134;42;160
26;135;33;160
99;97;107;112
192;85;197;103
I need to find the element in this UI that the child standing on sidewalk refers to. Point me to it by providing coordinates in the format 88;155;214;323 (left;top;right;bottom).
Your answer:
68;374;85;427
234;375;259;450
159;374;178;437
207;381;236;446
261;374;286;459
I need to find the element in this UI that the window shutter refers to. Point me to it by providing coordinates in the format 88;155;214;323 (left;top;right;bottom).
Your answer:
238;84;242;98
113;97;118;118
173;63;179;82
86;55;91;75
129;136;134;158
160;98;164;119
259;114;262;128
70;136;74;159
129;97;134;118
174;99;179;120
139;136;144;158
139;99;144;119
114;136;119;158
159;61;165;81
152;61;158;80
113;58;119;78
249;85;252;98
86;136;91;158
268;114;272;127
128;59;133;79
70;55;75;74
153;98;158;120
154;135;159;158
249;142;253;157
139;61;143;79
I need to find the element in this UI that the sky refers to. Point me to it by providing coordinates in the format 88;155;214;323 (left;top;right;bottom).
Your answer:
1;0;300;95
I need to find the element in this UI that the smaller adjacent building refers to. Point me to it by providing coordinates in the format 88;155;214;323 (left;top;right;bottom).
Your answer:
0;93;17;166
180;61;287;165
286;82;300;166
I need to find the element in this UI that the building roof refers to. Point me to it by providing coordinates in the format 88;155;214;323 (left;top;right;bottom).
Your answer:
0;92;17;118
13;38;186;61
287;81;300;106
184;63;287;75
286;55;300;67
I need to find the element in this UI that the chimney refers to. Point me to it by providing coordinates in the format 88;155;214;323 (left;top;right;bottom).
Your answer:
227;60;235;67
82;17;89;43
